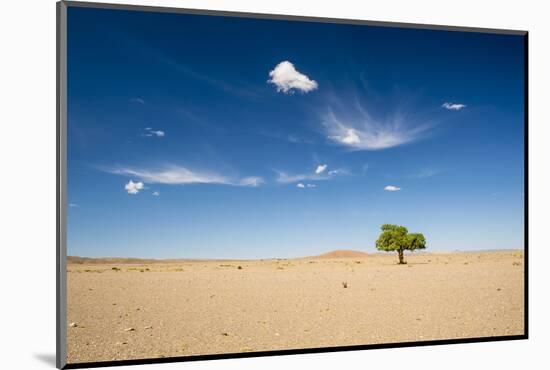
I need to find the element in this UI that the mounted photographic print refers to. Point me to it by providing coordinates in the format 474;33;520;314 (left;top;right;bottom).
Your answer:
57;1;528;368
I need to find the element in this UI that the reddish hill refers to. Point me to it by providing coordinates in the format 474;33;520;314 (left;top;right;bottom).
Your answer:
316;249;369;258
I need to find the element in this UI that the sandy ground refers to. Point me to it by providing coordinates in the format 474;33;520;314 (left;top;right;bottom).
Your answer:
66;251;524;364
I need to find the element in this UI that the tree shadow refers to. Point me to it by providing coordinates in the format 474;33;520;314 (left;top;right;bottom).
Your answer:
34;353;56;367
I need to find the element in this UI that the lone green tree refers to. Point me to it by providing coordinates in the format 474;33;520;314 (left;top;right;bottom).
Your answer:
375;224;426;264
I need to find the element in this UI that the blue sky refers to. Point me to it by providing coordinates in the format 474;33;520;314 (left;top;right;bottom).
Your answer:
67;7;525;259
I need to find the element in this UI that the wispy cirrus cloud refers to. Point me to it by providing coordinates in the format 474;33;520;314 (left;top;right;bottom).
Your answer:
276;171;322;184
268;61;318;94
415;168;440;179
296;183;316;189
276;164;346;184
106;165;262;187
130;97;145;104
322;105;434;151
442;102;466;111
259;130;314;145
144;43;262;100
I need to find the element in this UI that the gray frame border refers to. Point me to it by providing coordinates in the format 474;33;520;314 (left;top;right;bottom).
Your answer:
56;1;528;369
57;1;68;369
62;0;527;35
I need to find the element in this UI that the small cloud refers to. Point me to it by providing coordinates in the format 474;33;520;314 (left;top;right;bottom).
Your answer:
315;164;327;174
327;168;351;176
130;97;145;104
442;102;466;111
152;191;160;196
143;129;164;137
286;134;313;144
306;184;316;188
268;61;318;94
143;128;165;138
69;203;79;207
151;130;165;137
415;168;439;179
384;185;401;192
125;180;144;194
287;134;301;143
297;183;305;188
297;183;316;189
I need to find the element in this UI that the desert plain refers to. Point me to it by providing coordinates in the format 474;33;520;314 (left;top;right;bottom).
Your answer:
66;250;524;364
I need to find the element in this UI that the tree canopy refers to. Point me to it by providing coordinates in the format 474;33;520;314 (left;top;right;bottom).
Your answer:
375;224;426;264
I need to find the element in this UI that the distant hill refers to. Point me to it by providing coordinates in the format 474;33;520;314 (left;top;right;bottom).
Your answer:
68;256;174;264
316;249;369;258
68;250;371;264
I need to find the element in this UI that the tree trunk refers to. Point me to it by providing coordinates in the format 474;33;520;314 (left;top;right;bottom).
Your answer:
398;249;406;264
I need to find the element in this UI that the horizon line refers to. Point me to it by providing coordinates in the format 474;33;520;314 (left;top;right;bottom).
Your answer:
68;247;525;262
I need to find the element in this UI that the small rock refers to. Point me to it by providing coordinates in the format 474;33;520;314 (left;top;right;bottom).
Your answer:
69;322;77;328
221;332;229;336
144;325;153;330
237;266;243;270
124;327;135;332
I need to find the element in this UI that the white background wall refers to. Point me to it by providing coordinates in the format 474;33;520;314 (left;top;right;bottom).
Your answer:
1;0;548;369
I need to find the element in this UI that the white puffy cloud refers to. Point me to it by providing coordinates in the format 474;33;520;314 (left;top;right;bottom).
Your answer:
152;191;160;196
315;164;327;174
296;183;316;189
384;185;401;192
268;61;318;94
125;180;144;194
108;166;262;187
296;183;305;188
442;102;466;111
